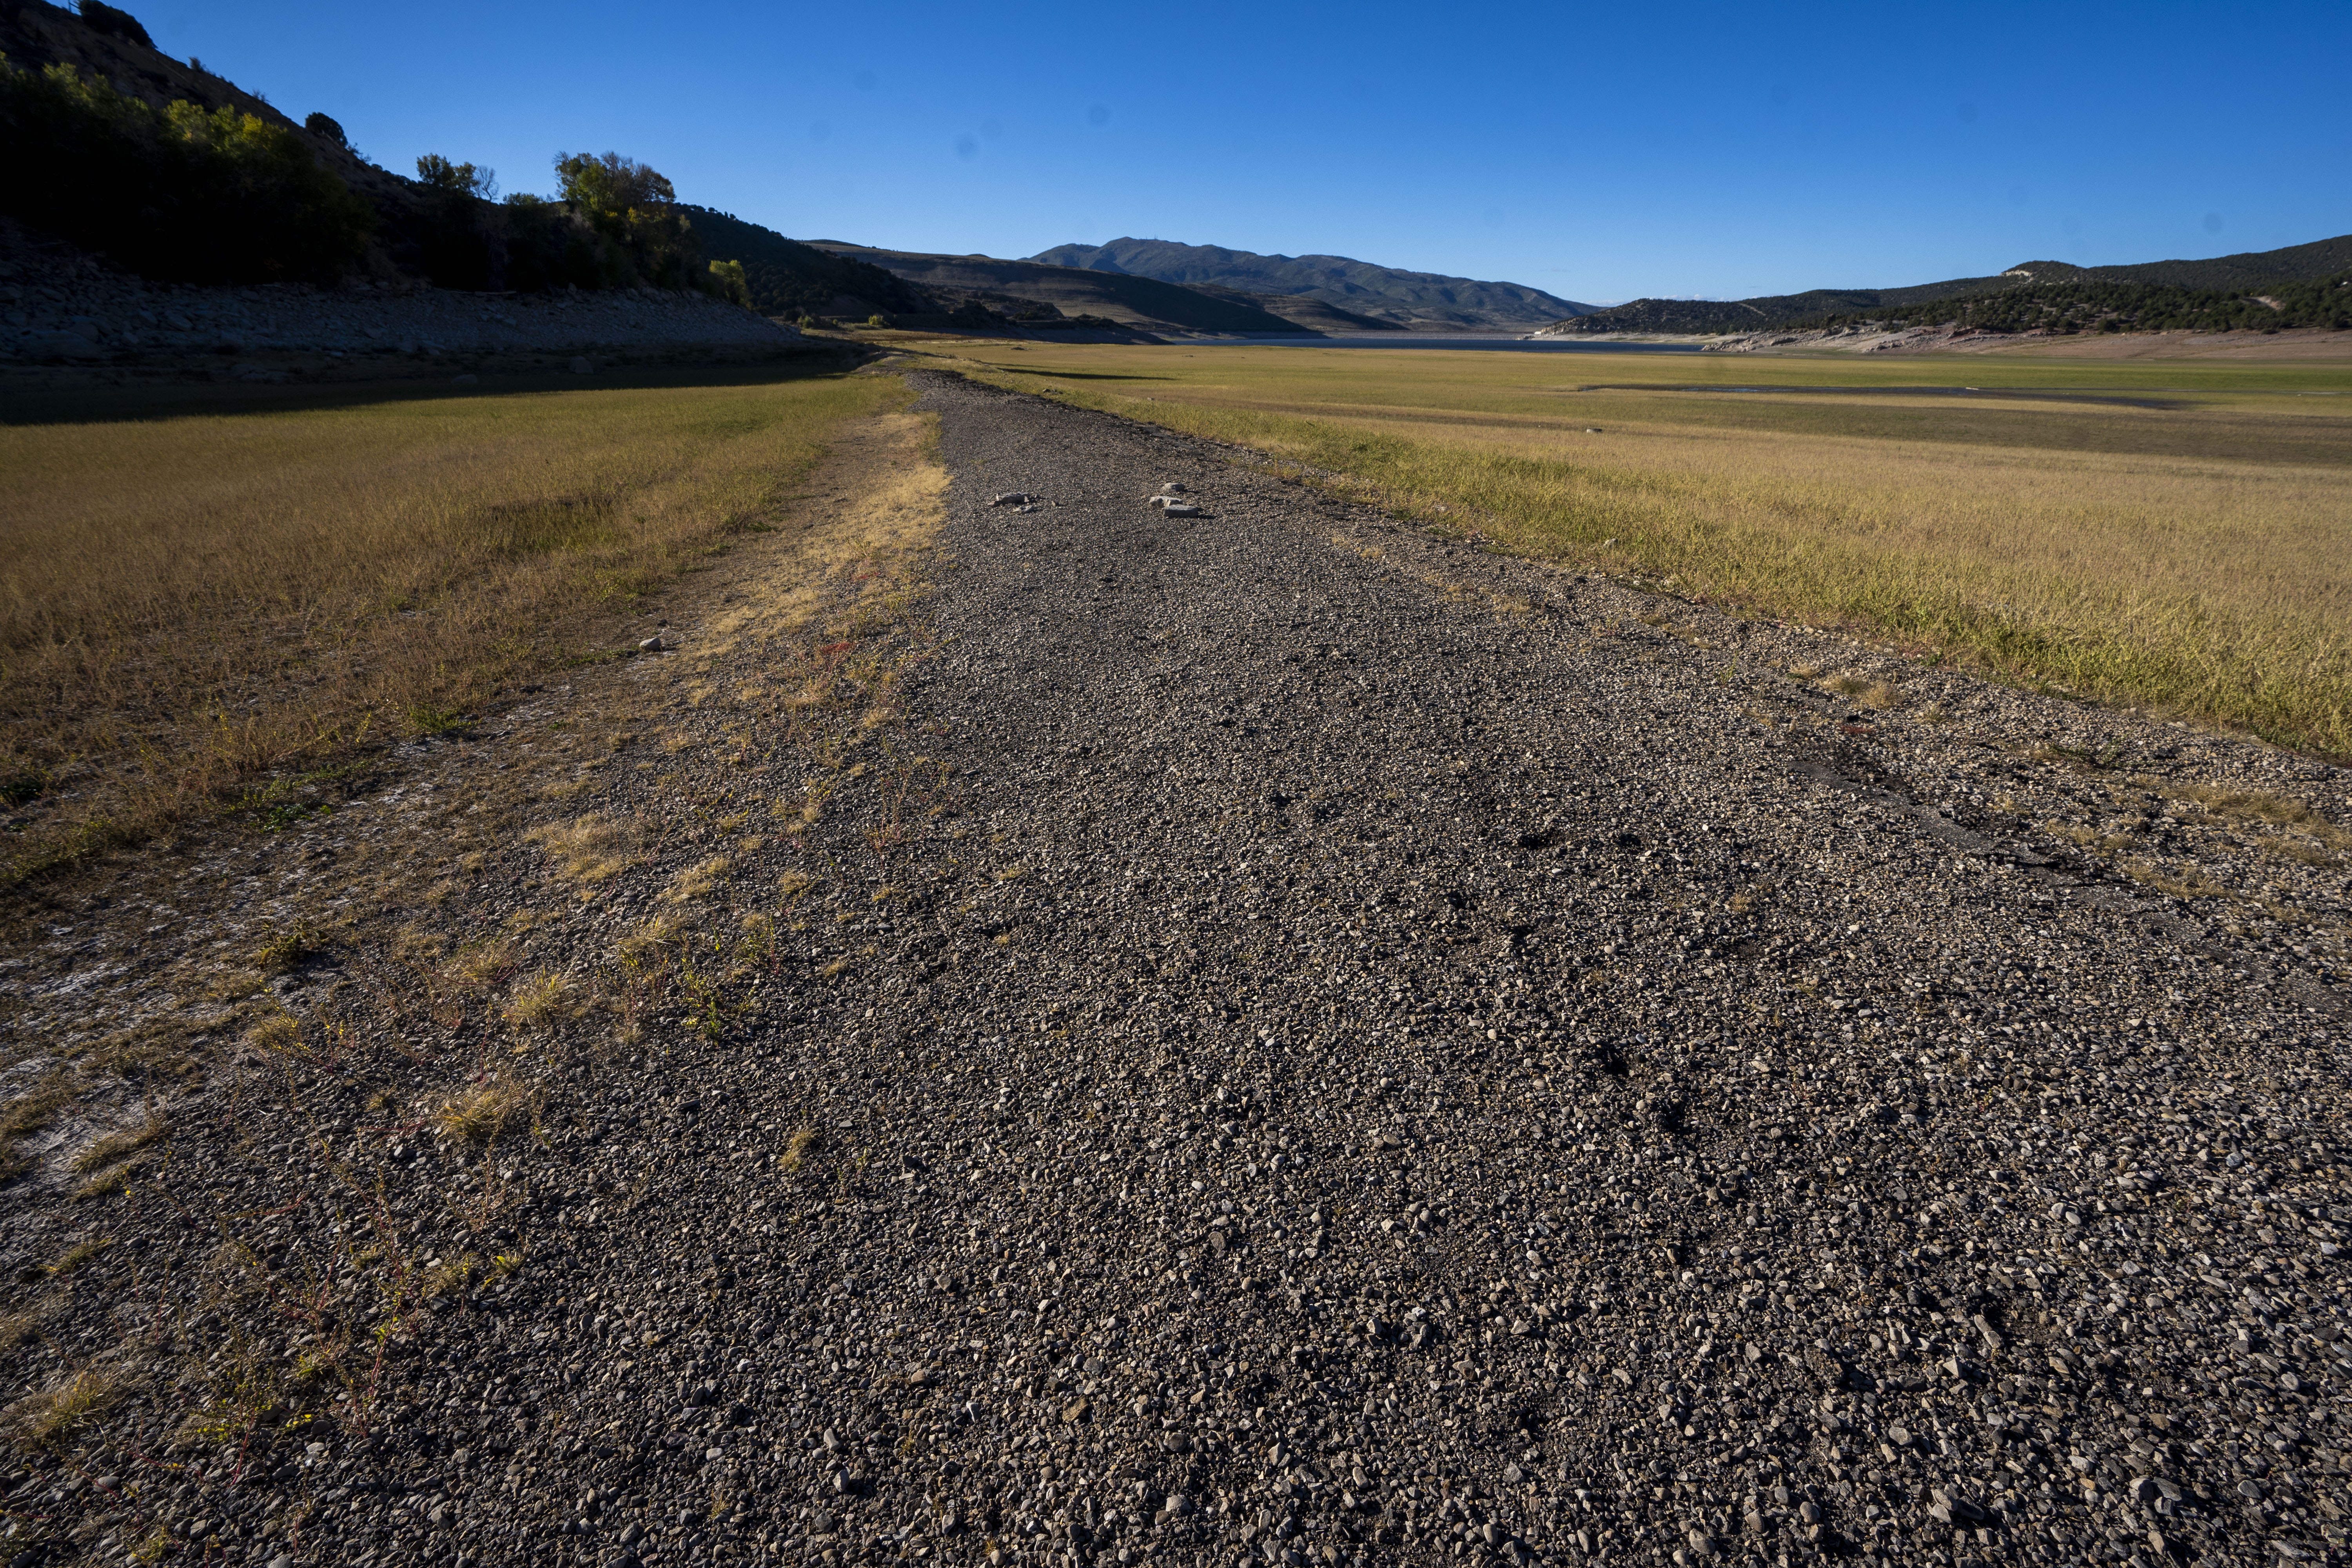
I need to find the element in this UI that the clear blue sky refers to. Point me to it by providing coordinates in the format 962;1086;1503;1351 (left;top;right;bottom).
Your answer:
145;0;2350;305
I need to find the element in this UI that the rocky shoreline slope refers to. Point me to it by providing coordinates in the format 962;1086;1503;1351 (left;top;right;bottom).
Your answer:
0;372;2345;1568
2;225;800;372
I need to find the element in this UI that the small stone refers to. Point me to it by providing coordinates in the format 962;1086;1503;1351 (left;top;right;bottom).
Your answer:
638;635;666;652
452;373;479;385
989;492;1033;506
1160;481;1187;493
570;356;595;374
1163;503;1202;517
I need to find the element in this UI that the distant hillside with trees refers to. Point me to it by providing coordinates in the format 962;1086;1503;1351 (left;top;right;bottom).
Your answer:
0;0;869;311
1029;237;1593;330
1805;268;2352;337
1546;233;2352;337
672;207;931;319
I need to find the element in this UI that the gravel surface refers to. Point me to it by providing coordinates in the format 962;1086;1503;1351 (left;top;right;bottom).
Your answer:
3;370;2347;1568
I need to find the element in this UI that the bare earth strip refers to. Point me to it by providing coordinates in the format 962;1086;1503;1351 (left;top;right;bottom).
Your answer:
1;374;2348;1568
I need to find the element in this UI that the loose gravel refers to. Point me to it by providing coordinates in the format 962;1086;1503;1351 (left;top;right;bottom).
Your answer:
2;370;2347;1568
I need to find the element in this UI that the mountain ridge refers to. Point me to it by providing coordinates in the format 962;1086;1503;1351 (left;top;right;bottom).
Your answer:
1028;238;1594;331
802;243;1335;336
1545;234;2352;336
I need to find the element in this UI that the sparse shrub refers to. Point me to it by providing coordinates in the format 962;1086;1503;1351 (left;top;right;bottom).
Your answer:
4;1367;122;1444
434;1077;530;1143
303;110;348;148
708;258;751;307
505;970;579;1029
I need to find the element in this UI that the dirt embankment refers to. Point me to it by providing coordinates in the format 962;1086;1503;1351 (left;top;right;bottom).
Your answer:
1;220;806;384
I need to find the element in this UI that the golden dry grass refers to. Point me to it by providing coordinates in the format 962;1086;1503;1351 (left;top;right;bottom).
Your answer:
0;1070;76;1182
4;1367;123;1444
0;367;905;883
433;1076;532;1142
71;1110;165;1173
527;811;639;886
927;341;2352;758
503;970;580;1029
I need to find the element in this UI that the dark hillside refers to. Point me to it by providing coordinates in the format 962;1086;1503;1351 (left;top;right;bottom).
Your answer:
1548;232;2352;336
0;0;403;211
804;244;1313;335
1805;267;2352;338
2029;234;2352;292
0;2;756;299
1552;274;2016;336
1031;236;1592;329
677;207;927;318
1184;283;1404;333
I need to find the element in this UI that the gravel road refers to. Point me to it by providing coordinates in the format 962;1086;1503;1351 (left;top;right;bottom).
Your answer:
4;372;2347;1568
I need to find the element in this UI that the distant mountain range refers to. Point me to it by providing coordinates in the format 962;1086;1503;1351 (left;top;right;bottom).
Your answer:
804;243;1379;336
1546;234;2352;336
1029;238;1595;331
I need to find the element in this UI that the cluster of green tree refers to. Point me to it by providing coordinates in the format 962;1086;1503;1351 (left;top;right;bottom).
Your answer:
1805;270;2352;337
399;151;719;296
0;50;374;283
670;206;930;318
2;3;777;307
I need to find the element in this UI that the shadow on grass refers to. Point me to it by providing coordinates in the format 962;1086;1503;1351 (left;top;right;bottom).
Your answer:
0;349;866;428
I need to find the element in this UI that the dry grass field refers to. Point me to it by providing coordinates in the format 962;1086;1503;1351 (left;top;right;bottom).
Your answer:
0;367;907;883
918;339;2352;760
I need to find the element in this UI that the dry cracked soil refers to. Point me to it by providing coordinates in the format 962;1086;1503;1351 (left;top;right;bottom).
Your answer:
2;370;2349;1568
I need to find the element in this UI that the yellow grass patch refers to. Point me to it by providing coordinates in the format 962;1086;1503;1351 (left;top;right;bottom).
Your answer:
0;367;905;884
71;1111;167;1174
433;1077;533;1143
666;855;733;904
527;811;638;885
505;970;581;1029
4;1367;123;1444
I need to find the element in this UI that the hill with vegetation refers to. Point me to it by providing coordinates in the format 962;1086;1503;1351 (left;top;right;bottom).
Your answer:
0;0;809;307
802;243;1323;335
1546;233;2352;337
1805;267;2352;338
1029;237;1593;330
673;207;932;319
